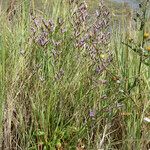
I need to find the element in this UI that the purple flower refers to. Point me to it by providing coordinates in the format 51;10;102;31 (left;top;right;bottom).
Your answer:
89;110;95;117
37;36;48;46
34;19;40;28
31;27;36;35
96;10;100;17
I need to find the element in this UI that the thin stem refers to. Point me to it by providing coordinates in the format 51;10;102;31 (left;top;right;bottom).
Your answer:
138;1;148;99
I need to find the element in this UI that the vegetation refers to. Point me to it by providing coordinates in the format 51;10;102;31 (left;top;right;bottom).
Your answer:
0;0;150;149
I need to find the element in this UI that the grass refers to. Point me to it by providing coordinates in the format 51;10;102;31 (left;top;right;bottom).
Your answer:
0;0;150;150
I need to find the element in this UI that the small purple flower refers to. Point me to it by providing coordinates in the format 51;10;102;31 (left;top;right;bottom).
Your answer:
41;30;48;37
96;10;100;17
34;19;40;28
31;27;36;35
95;66;104;74
48;19;54;28
37;36;48;47
89;110;95;117
48;19;54;32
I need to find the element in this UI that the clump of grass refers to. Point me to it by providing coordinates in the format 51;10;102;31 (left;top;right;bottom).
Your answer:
0;0;113;149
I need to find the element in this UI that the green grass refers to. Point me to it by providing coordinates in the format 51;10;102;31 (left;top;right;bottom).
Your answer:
0;0;150;150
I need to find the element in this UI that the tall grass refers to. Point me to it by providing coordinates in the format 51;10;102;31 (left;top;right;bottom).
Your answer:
0;0;150;150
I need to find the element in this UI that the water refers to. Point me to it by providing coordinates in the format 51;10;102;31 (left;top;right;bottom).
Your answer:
112;0;139;9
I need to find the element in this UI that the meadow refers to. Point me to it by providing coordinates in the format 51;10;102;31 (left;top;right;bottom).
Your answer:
0;0;150;149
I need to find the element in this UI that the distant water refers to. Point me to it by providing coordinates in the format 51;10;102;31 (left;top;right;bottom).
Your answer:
112;0;139;9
